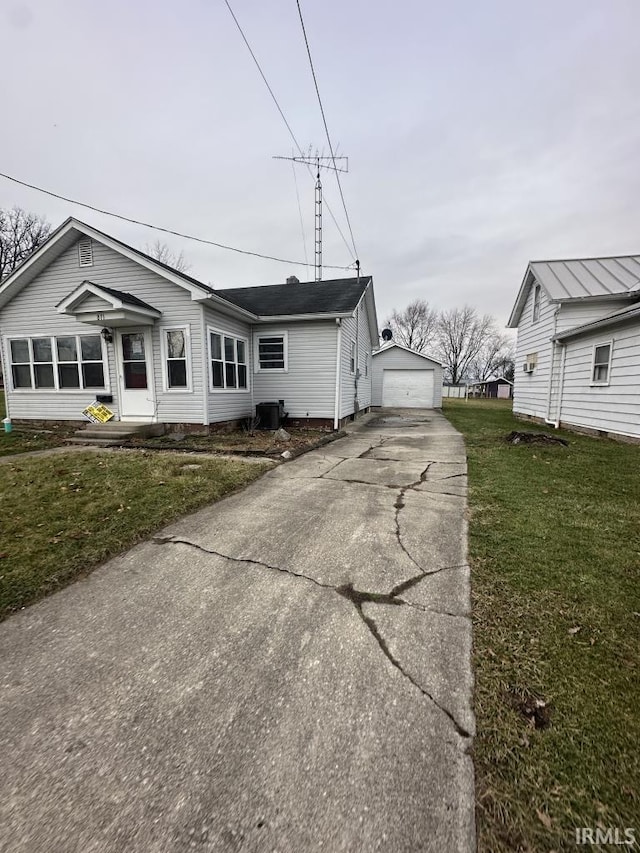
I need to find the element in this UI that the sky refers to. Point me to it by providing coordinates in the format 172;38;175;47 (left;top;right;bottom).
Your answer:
1;0;639;329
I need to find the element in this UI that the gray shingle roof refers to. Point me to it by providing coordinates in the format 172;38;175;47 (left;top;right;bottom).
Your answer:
529;256;640;300
217;277;371;316
89;282;158;312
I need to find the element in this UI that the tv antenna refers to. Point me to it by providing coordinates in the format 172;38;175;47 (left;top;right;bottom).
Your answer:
273;149;349;281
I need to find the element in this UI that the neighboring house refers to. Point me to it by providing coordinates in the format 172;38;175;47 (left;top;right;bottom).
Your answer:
0;218;378;430
508;255;640;440
372;343;443;408
468;377;513;399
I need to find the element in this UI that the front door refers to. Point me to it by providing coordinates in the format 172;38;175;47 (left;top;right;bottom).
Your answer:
117;329;156;421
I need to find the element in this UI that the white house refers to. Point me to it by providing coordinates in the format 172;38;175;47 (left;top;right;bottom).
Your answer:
0;218;378;431
508;255;640;440
372;343;443;408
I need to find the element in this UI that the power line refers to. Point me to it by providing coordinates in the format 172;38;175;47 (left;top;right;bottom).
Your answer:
223;0;356;263
0;170;354;271
295;0;359;262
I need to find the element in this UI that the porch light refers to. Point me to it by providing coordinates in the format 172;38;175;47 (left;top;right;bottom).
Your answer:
101;327;113;344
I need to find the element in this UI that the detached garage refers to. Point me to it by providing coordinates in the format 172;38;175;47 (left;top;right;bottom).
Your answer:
372;343;443;408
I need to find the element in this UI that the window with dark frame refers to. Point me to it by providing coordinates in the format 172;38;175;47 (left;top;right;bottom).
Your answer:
350;340;356;373
592;343;611;384
257;336;285;370
209;330;247;390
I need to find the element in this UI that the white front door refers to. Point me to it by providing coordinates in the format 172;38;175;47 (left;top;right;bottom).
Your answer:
116;328;156;421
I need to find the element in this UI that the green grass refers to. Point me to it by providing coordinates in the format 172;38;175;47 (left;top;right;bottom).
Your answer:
443;399;640;852
0;451;270;618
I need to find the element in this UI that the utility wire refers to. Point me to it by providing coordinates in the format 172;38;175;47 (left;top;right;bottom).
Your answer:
223;0;355;263
0;170;354;271
295;0;359;262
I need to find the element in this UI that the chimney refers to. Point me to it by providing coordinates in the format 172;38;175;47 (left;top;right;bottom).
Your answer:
286;275;300;285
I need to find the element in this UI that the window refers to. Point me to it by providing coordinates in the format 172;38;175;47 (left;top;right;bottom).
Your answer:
161;327;191;391
209;328;248;391
9;334;105;391
350;340;356;374
532;284;541;323
591;342;612;385
364;351;369;377
254;332;287;372
78;238;93;267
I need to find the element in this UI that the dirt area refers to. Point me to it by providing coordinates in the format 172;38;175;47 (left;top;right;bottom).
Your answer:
126;427;341;457
505;430;568;446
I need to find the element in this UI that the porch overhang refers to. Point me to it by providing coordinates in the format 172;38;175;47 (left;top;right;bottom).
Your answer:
56;280;162;327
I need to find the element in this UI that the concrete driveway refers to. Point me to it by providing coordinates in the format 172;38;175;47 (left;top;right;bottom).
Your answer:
0;408;474;853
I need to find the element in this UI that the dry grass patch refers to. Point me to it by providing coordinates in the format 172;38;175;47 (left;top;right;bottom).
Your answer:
0;450;271;618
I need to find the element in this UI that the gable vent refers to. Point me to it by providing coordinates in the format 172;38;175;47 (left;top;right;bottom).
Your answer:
78;239;93;267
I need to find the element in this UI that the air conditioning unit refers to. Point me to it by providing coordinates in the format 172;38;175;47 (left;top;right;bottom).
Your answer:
522;361;535;373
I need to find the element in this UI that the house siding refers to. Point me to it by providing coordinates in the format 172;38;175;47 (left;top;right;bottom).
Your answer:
513;282;558;420
202;304;253;424
558;323;640;438
371;347;442;407
1;238;205;423
338;297;374;418
253;320;337;420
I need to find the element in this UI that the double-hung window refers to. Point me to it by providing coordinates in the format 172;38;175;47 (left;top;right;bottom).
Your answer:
209;329;248;390
591;342;612;385
255;333;287;371
532;284;541;324
161;327;191;390
9;334;106;391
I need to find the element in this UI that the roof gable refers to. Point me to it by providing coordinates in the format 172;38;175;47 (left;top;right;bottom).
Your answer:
372;342;443;366
0;217;256;320
508;255;640;327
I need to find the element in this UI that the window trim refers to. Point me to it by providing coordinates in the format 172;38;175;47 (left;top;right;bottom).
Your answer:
253;330;288;373
159;325;193;393
532;284;541;324
590;340;613;387
7;334;109;393
207;326;249;393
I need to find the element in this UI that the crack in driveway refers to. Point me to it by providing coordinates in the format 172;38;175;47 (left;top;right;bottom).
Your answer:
152;536;471;738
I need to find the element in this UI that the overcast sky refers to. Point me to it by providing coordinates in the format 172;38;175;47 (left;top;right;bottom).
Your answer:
2;0;639;328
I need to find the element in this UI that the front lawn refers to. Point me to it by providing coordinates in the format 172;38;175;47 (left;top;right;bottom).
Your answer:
443;399;640;852
0;450;271;619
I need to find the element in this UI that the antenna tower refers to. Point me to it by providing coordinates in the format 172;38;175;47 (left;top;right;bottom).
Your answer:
273;149;348;281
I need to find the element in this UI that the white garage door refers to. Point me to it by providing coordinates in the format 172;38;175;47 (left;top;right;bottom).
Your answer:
382;369;434;408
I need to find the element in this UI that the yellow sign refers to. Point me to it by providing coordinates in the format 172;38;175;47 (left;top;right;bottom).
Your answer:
83;402;114;424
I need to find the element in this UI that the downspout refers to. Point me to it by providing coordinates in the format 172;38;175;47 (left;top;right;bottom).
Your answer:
554;343;567;429
0;332;10;424
545;306;560;424
354;305;360;413
333;318;342;430
200;304;210;426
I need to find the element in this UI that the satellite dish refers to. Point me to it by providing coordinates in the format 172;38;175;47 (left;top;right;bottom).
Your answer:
381;328;393;342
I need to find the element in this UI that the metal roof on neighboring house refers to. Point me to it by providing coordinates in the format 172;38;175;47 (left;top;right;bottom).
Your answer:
508;254;640;327
218;277;372;316
529;256;640;300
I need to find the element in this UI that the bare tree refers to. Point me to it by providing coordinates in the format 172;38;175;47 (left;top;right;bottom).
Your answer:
385;298;438;352
145;240;190;273
469;332;515;381
435;306;498;384
0;207;51;281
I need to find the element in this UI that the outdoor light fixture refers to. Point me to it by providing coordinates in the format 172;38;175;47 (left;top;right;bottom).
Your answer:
101;327;113;344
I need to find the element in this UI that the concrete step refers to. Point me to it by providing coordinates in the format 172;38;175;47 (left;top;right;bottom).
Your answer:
73;422;165;440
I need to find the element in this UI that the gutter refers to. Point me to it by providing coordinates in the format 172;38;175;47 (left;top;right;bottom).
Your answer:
333;318;342;430
545;307;560;424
